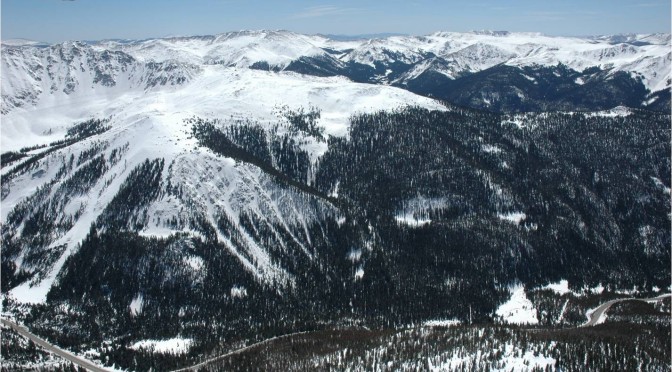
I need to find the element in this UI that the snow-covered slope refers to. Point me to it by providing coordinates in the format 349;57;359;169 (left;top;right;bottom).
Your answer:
1;29;669;304
1;43;445;302
340;35;429;67
496;284;539;325
1;63;444;152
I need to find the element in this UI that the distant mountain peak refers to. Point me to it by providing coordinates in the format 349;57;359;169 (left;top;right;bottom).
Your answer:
469;30;512;36
1;38;50;47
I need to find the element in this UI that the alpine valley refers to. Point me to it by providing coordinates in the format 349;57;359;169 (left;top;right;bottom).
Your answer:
1;30;670;371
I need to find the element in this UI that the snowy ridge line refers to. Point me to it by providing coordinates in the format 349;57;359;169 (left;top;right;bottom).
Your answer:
3;30;668;119
2;63;446;152
1;41;201;115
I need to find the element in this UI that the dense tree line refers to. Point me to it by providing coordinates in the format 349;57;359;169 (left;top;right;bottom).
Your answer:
96;158;164;231
179;320;670;371
315;107;670;298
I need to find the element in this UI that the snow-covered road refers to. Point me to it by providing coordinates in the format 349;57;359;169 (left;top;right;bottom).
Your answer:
1;318;110;372
582;293;671;327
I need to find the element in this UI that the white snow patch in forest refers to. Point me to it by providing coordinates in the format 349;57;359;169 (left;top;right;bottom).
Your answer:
491;347;556;371
585;306;608;326
130;338;193;354
431;354;471;371
129;294;144;316
615;286;639;295
557;299;569;324
497;212;526;224
574;77;585;85
542;279;571;295
329;181;340;198
501;117;526;129
521;74;536;82
8;280;52;304
481;144;502;153
423;319;461;327
430;344;555;371
587;105;632;118
82;348;101;359
231;285;248;298
643;95;659;106
184;256;204;271
651;177;671;195
354;267;364;280
539;280;607;297
394;196;448;227
347;249;362;262
395;214;431;227
589;283;605;294
496;284;539;325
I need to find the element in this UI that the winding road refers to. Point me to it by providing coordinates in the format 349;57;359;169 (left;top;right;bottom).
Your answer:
2;293;669;371
582;293;671;327
170;330;313;372
1;318;109;372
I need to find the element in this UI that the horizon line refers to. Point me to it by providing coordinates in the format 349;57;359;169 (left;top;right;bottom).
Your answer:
2;29;670;45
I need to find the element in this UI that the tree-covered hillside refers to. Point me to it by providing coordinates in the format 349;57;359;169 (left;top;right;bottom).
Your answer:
1;106;669;371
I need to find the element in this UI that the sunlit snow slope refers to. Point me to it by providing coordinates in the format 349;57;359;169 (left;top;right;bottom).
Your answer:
1;38;445;303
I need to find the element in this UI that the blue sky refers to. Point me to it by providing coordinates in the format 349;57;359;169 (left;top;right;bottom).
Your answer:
2;0;670;42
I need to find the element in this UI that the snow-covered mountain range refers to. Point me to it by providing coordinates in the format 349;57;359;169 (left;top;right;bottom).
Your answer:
97;30;671;91
1;30;670;371
3;30;671;116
